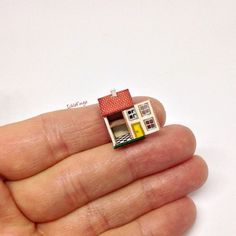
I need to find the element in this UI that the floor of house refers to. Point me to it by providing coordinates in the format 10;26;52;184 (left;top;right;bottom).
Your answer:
115;133;132;144
114;134;145;149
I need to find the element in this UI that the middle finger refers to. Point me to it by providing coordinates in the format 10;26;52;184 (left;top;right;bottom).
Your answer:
8;125;196;223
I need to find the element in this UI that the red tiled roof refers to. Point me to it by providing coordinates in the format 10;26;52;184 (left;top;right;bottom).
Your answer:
98;89;134;117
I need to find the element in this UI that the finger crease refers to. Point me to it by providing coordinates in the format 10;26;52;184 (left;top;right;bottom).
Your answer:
135;218;146;236
124;156;137;183
140;178;156;212
62;171;90;208
39;114;70;162
87;203;111;235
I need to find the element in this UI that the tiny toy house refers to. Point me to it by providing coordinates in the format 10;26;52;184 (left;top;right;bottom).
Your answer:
98;89;160;148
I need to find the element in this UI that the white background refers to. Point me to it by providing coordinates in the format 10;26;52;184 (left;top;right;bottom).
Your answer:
0;1;236;235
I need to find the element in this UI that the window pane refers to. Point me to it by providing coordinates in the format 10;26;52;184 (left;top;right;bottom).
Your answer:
138;103;151;117
126;107;138;121
144;117;156;130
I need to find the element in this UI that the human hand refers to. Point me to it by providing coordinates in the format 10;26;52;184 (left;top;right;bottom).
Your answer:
0;97;208;236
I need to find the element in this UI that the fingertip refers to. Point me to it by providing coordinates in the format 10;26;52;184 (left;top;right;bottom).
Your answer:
180;197;197;224
163;124;197;158
179;156;208;193
192;155;209;186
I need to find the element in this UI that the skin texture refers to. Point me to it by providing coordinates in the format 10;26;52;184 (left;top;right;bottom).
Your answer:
0;96;208;236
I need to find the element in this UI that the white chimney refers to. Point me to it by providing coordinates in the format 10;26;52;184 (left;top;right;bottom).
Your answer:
111;89;117;97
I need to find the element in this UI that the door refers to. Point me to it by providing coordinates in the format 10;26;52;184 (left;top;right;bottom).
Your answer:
132;122;145;138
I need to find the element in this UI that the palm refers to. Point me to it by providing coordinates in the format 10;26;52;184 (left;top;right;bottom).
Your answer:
0;97;207;236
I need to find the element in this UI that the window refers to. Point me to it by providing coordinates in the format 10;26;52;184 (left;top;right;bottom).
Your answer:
138;102;151;117
144;117;156;130
126;107;138;120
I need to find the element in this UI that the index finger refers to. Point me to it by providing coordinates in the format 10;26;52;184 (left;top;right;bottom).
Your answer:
0;97;166;180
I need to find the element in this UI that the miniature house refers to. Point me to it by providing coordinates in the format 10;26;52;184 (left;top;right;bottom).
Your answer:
98;89;160;148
